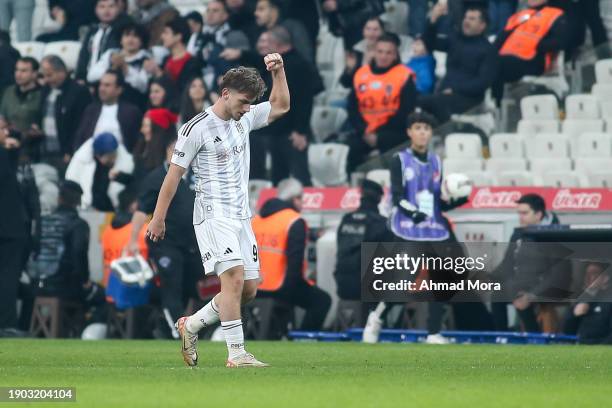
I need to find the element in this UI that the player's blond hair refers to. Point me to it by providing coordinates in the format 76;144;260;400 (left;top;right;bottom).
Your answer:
220;66;267;100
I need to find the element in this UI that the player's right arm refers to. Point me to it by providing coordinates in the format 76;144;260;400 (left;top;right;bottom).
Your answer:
147;164;186;242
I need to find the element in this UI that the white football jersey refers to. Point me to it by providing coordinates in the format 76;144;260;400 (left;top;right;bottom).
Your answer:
172;102;271;224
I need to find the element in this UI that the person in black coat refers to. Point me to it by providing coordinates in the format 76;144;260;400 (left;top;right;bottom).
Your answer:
418;3;497;124
0;30;20;100
321;0;384;49
40;55;92;168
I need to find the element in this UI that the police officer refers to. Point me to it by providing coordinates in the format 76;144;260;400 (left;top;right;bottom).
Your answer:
334;179;393;301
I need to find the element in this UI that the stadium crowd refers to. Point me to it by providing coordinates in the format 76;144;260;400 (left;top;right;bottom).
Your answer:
0;0;611;344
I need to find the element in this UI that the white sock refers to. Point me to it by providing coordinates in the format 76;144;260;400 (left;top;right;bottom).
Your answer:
186;297;220;333
221;319;245;360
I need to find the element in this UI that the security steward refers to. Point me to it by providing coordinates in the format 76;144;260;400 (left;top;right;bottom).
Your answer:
125;138;202;339
347;32;417;172
334;179;394;301
493;0;568;100
253;178;331;331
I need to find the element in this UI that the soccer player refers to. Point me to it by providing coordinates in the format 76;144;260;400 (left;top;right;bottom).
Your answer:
146;54;290;368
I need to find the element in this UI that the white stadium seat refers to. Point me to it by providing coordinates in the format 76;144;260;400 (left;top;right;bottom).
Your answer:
574;157;612;175
591;83;612;102
520;94;559;120
310;106;348;142
442;158;484;174
517;119;560;135
587;172;612;187
595;58;612;84
525;133;570;158
316;31;344;73
365;169;391;189
464;171;494;187
444;133;482;158
485;158;528;173
541;171;587;188
494;171;534;186
565;94;600;119
308;143;349;187
14;41;45;61
248;179;273;214
381;0;409;36
489;133;525;158
43;41;82;71
561;119;605;137
572;133;612;158
529;158;572;176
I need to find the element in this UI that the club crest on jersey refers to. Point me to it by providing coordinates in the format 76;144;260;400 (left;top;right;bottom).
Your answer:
235;122;245;134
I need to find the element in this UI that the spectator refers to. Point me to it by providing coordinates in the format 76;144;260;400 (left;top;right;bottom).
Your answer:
49;0;97;31
198;0;250;91
488;0;518;36
406;38;436;95
255;0;314;63
87;22;152;109
341;17;389;88
74;70;143;152
419;3;497;123
491;193;571;332
35;3;80;43
347;33;417;172
0;57;43;138
493;0;568;101
40;55;92;168
334;179;393;301
75;0;123;82
0;128;30;336
286;0;319;51
0;0;35;41
563;263;612;344
184;11;204;56
101;188;148;287
147;76;178;111
66;132;134;211
144;17;203;94
550;0;608;57
0;30;19;99
114;108;177;188
407;0;428;38
321;0;385;49
125;137;201;339
226;0;259;41
243;27;317;185
254;178;332;332
179;77;213;124
132;0;179;47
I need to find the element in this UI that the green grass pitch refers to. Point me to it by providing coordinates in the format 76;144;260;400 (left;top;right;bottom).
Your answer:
1;339;611;407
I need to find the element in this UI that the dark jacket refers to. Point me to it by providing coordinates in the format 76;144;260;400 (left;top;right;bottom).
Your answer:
41;78;92;155
0;43;19;97
0;84;43;133
0;148;29;239
325;0;385;40
564;288;612;345
334;200;393;300
258;198;308;292
160;54;203;95
423;21;498;99
73;100;143;152
75;23;121;81
348;61;418;152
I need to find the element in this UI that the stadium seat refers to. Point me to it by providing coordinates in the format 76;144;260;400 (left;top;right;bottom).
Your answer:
521;52;569;98
464;171;494;187
586;171;612;187
525;133;570;158
529;158;572;180
43;41;81;72
381;0;409;36
565;94;600;119
442;158;484;174
541;171;587;188
316;30;344;73
14;41;45;61
248;179;273;213
485;157;528;173
561;119;605;137
517;119;560;135
520;94;559;120
308;143;349;187
571;133;612;158
444;133;482;159
433;51;446;79
595;58;612;84
591;83;612;102
365;169;391;189
574;157;612;175
489;133;525;158
494;171;534;186
310;106;348;142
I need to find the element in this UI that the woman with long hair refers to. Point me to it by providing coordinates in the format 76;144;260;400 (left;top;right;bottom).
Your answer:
147;77;179;112
179;77;213;125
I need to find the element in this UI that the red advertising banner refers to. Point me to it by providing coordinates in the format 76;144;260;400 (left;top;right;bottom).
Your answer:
257;187;612;212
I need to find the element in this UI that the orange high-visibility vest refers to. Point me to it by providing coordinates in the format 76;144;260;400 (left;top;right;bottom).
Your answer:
500;6;564;65
101;222;148;287
353;64;414;134
252;208;308;292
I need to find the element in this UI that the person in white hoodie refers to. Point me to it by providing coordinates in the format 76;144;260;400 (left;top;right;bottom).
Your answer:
65;132;133;211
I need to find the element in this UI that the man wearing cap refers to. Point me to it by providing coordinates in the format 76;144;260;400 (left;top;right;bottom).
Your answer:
66;132;134;211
